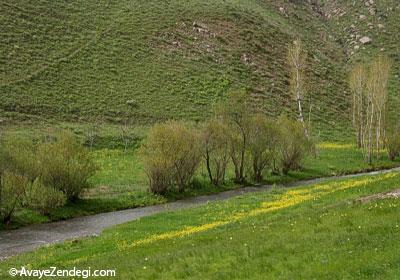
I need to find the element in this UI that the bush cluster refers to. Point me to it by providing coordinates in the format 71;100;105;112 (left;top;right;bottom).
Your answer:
386;127;400;161
140;121;201;194
0;132;96;224
141;92;314;194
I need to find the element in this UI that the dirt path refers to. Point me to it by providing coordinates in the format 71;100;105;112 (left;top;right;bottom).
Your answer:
1;167;399;260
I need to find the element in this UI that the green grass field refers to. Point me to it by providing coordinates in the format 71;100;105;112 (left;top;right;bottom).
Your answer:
4;142;399;230
1;169;399;279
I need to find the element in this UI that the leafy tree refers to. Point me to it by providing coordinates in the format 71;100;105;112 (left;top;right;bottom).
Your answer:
217;90;251;183
37;131;97;201
278;116;313;174
201;119;230;186
0;137;36;224
141;121;201;193
247;114;281;182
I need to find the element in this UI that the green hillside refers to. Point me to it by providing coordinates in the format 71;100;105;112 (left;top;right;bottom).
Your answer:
1;0;399;138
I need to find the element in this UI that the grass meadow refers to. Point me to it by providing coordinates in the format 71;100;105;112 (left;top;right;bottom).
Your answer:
1;170;399;279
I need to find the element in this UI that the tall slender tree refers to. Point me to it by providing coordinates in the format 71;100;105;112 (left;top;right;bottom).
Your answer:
288;39;309;138
351;55;391;164
349;63;367;148
369;55;391;158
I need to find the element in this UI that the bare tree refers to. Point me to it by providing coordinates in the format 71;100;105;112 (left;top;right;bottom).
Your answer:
85;123;99;150
120;121;133;153
370;55;390;158
359;55;391;164
364;78;375;164
349;63;367;148
288;39;309;138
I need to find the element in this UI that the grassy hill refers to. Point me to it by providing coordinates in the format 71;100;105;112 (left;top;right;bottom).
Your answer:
1;0;399;139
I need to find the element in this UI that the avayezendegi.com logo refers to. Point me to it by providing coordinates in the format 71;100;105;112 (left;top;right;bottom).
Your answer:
8;266;116;278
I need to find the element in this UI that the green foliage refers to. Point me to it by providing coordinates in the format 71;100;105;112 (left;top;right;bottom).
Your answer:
0;171;29;225
218;90;252;183
247;114;281;182
386;128;400;161
0;132;97;223
37;132;97;201
1;140;399;229
140;121;202;194
25;179;66;215
0;137;37;180
0;137;36;224
278;116;314;174
201;119;230;186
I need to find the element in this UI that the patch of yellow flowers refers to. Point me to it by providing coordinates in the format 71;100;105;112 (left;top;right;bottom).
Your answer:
117;173;398;251
318;143;354;149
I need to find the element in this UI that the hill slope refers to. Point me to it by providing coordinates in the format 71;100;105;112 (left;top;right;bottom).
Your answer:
1;0;399;138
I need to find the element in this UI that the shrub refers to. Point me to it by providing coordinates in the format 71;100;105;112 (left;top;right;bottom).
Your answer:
37;131;97;201
278;116;313;174
201;119;230;186
141;121;201;194
386;128;400;161
0;171;29;224
217;90;251;183
25;178;66;215
0;137;37;180
141;154;173;194
247;114;281;182
0;137;36;224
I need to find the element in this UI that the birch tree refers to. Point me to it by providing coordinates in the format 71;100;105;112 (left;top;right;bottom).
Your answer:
360;55;391;164
349;63;367;148
288;39;309;138
370;55;390;158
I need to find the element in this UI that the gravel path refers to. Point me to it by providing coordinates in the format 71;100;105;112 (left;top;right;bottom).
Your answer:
1;167;399;260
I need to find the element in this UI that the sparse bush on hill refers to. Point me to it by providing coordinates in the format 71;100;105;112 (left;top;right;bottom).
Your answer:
247;114;281;182
37;132;97;201
201;119;230;186
141;121;201;194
